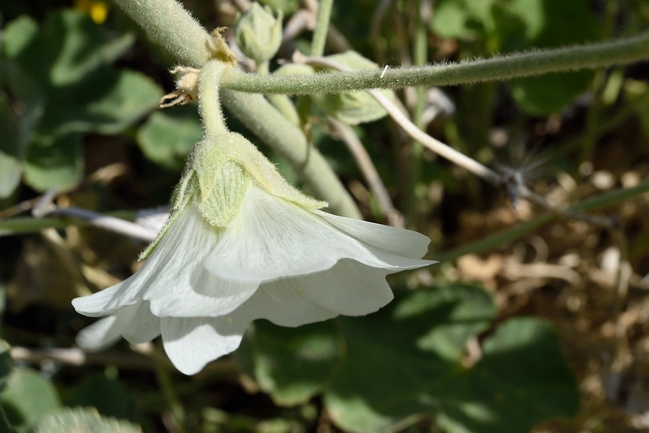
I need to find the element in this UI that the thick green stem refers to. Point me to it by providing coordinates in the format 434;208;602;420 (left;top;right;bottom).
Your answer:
112;0;359;217
311;0;334;57
222;30;649;94
111;0;211;67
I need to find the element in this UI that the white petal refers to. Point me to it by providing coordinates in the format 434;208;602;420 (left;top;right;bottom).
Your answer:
299;259;394;316
205;186;426;282
145;254;260;318
73;206;217;317
121;302;161;344
317;211;431;259
76;315;122;352
356;246;435;271
72;281;129;317
76;302;160;350
161;316;248;375
239;280;339;327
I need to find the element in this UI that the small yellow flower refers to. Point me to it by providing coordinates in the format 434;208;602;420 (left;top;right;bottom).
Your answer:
74;0;109;24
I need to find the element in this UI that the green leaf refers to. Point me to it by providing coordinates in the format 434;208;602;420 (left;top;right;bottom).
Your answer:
23;133;83;192
1;61;46;153
240;283;579;433
326;312;579;433
68;373;139;423
499;0;601;115
1;16;39;60
430;0;497;39
236;320;341;406
0;341;12;392
510;71;595;116
393;282;496;361
35;408;141;433
38;68;162;136
3;10;133;88
3;9;160;135
439;318;580;433
0;93;20;157
136;105;202;170
0;369;61;432
2;9;162;192
0;93;22;198
0;406;14;433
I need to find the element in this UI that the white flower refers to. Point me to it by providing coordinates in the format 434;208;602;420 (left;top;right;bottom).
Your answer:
72;133;432;375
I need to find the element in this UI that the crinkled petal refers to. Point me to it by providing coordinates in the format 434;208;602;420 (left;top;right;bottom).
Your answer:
298;259;394;316
121;302;161;344
317;210;431;259
76;315;122;352
161;316;248;375
72;281;128;318
239;279;339;327
145;255;260;318
73;206;218;317
205;186;429;283
76;302;160;351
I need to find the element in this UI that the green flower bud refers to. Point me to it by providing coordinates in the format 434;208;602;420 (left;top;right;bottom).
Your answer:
312;51;395;125
235;3;283;63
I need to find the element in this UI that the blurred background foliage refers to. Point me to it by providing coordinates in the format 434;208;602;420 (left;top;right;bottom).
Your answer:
0;0;648;432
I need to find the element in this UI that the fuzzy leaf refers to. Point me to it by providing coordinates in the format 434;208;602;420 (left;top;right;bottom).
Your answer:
0;369;61;432
136;106;202;170
35;408;141;433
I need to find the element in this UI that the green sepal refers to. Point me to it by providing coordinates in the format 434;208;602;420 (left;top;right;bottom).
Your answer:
235;2;283;63
190;133;326;218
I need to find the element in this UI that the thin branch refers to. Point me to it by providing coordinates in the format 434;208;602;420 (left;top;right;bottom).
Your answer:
29;188;159;241
9;346;238;375
302;56;619;229
41;208;158;241
221;30;649;94
297;56;502;185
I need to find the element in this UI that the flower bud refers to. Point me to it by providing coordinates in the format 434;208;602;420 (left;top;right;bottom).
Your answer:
312;51;394;125
235;3;283;63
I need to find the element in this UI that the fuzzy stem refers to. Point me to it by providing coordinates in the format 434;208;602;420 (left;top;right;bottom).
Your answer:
199;60;229;137
311;0;334;57
113;0;359;217
222;30;649;94
111;0;211;67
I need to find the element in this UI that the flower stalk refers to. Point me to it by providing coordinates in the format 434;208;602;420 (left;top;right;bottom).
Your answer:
198;60;229;137
222;30;649;94
310;0;334;57
112;0;360;218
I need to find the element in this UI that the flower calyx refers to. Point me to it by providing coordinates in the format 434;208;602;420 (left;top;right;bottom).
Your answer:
176;132;326;228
